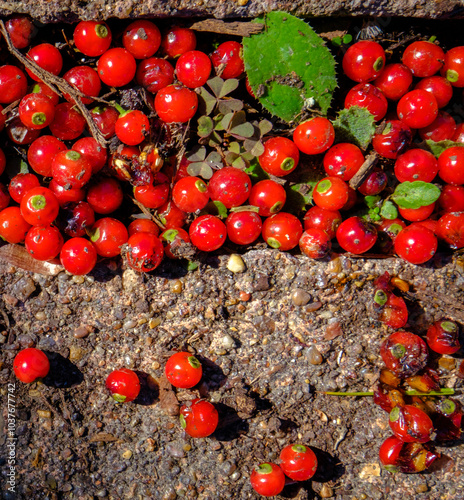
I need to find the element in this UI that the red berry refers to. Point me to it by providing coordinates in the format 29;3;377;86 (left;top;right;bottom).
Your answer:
172;176;209;213
380;330;429;378
128;219;160;237
6;116;40;145
50;180;86;207
336;216;377;254
323;143;364;181
13;348;50;383
397;89;438;129
279;444;318;481
155;84;198;123
258;136;300;177
20;186;59;226
303;206;342;240
63;65;101;105
160;227;190;259
122;20;161;59
60;237;97;275
115;110;150;146
389;405;434;443
87;177;124;214
125;232;164;272
373;63;413;101
176;50;212;89
438;184;464;212
313;176;349;210
106;368;140;403
180;398;219;438
436;212;464;249
134;177;169;210
136;57;175;94
441;46;464;87
394;224;438;264
25;225;64;261
89;217;129;258
161;27;196;58
5;15;35;49
165;352;202;388
73;20;112;57
394;148;438;183
262;212;303;251
0;65;28;103
52;150;92;189
211;41;244;79
248;180;286;217
26;43;63;81
403;41;445;77
438;146;464;185
9;173;40;203
97;48;136;87
358;168;387;196
90;105;119;139
427;319;461;355
415;76;453;108
293;117;335;155
208;167;251;208
342;40;386;83
418;111;456;142
0;206;31;243
344;83;388;121
189;215;227;252
72;137;108;175
378;436;404;473
250;463;285;498
299;228;331;259
372;119;412;160
158;201;187;229
61;201;95;237
49;102;86;141
18;93;55;129
226;211;262;245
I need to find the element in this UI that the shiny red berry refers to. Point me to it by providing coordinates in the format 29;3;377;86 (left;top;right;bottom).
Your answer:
165;352;202;389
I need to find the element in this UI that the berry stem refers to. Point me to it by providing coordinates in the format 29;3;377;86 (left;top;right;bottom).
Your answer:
322;388;456;397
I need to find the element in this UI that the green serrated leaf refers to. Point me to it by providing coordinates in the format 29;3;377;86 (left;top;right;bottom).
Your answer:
197;116;214;138
391;181;441;209
219;78;239;98
333;106;376;150
243;11;337;122
424;139;464;158
186;146;207;162
380;201;398;220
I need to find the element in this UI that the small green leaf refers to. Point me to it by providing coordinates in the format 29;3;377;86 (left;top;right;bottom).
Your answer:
20;160;29;174
333;106;376;150
228;142;241;154
207;77;225;98
207;131;222;147
364;195;381;209
249;140;265;157
187;162;208;177
219;78;239;98
197;87;217;116
201;200;228;219
230;122;254;138
258;119;273;136
230;205;260;213
391;181;441;209
232;156;247;170
205;151;223;167
380;201;398;220
342;34;353;44
186;146;207;162
218;99;243;114
200;163;214;180
221;113;234;131
331;36;342;46
186;260;199;271
424;139;464;158
197;116;214;138
245;159;269;183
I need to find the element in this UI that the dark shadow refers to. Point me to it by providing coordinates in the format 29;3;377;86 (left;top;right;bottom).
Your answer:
133;370;159;406
279;417;299;433
212;402;249;441
42;351;84;388
89;260;123;283
311;449;345;483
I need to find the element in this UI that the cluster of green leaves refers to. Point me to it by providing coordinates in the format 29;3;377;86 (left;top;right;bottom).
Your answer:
185;77;272;179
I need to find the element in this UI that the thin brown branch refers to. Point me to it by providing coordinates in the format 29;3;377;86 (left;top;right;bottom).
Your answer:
0;20;108;148
349;151;379;190
189;19;263;37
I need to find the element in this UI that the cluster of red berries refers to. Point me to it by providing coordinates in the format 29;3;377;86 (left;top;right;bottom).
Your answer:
0;16;462;275
250;444;318;497
370;274;463;473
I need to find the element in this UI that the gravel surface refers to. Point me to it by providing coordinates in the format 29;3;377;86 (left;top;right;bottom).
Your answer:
1;248;463;499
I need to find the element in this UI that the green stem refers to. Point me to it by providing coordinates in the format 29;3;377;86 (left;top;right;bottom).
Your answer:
323;388;456;397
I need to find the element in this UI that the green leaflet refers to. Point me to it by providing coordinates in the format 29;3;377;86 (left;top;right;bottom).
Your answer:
391;181;441;209
332;106;376;150
243;11;337;122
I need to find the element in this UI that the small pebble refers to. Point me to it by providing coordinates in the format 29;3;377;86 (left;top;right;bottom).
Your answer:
319;484;333;498
307;345;323;365
73;325;92;339
34;311;47;321
227;254;246;273
69;345;85;362
171;280;183;293
291;288;311;306
122;450;133;459
149;317;161;329
72;275;85;284
239;291;251;301
37;410;52;418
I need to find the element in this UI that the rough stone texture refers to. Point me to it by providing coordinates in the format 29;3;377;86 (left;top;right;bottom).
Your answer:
2;0;464;23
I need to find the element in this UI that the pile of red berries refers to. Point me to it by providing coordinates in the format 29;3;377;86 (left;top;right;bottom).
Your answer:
0;16;462;275
371;274;463;473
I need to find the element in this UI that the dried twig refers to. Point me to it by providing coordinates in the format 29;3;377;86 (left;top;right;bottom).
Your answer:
349;151;378;190
189;20;263;37
0;20;108;148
